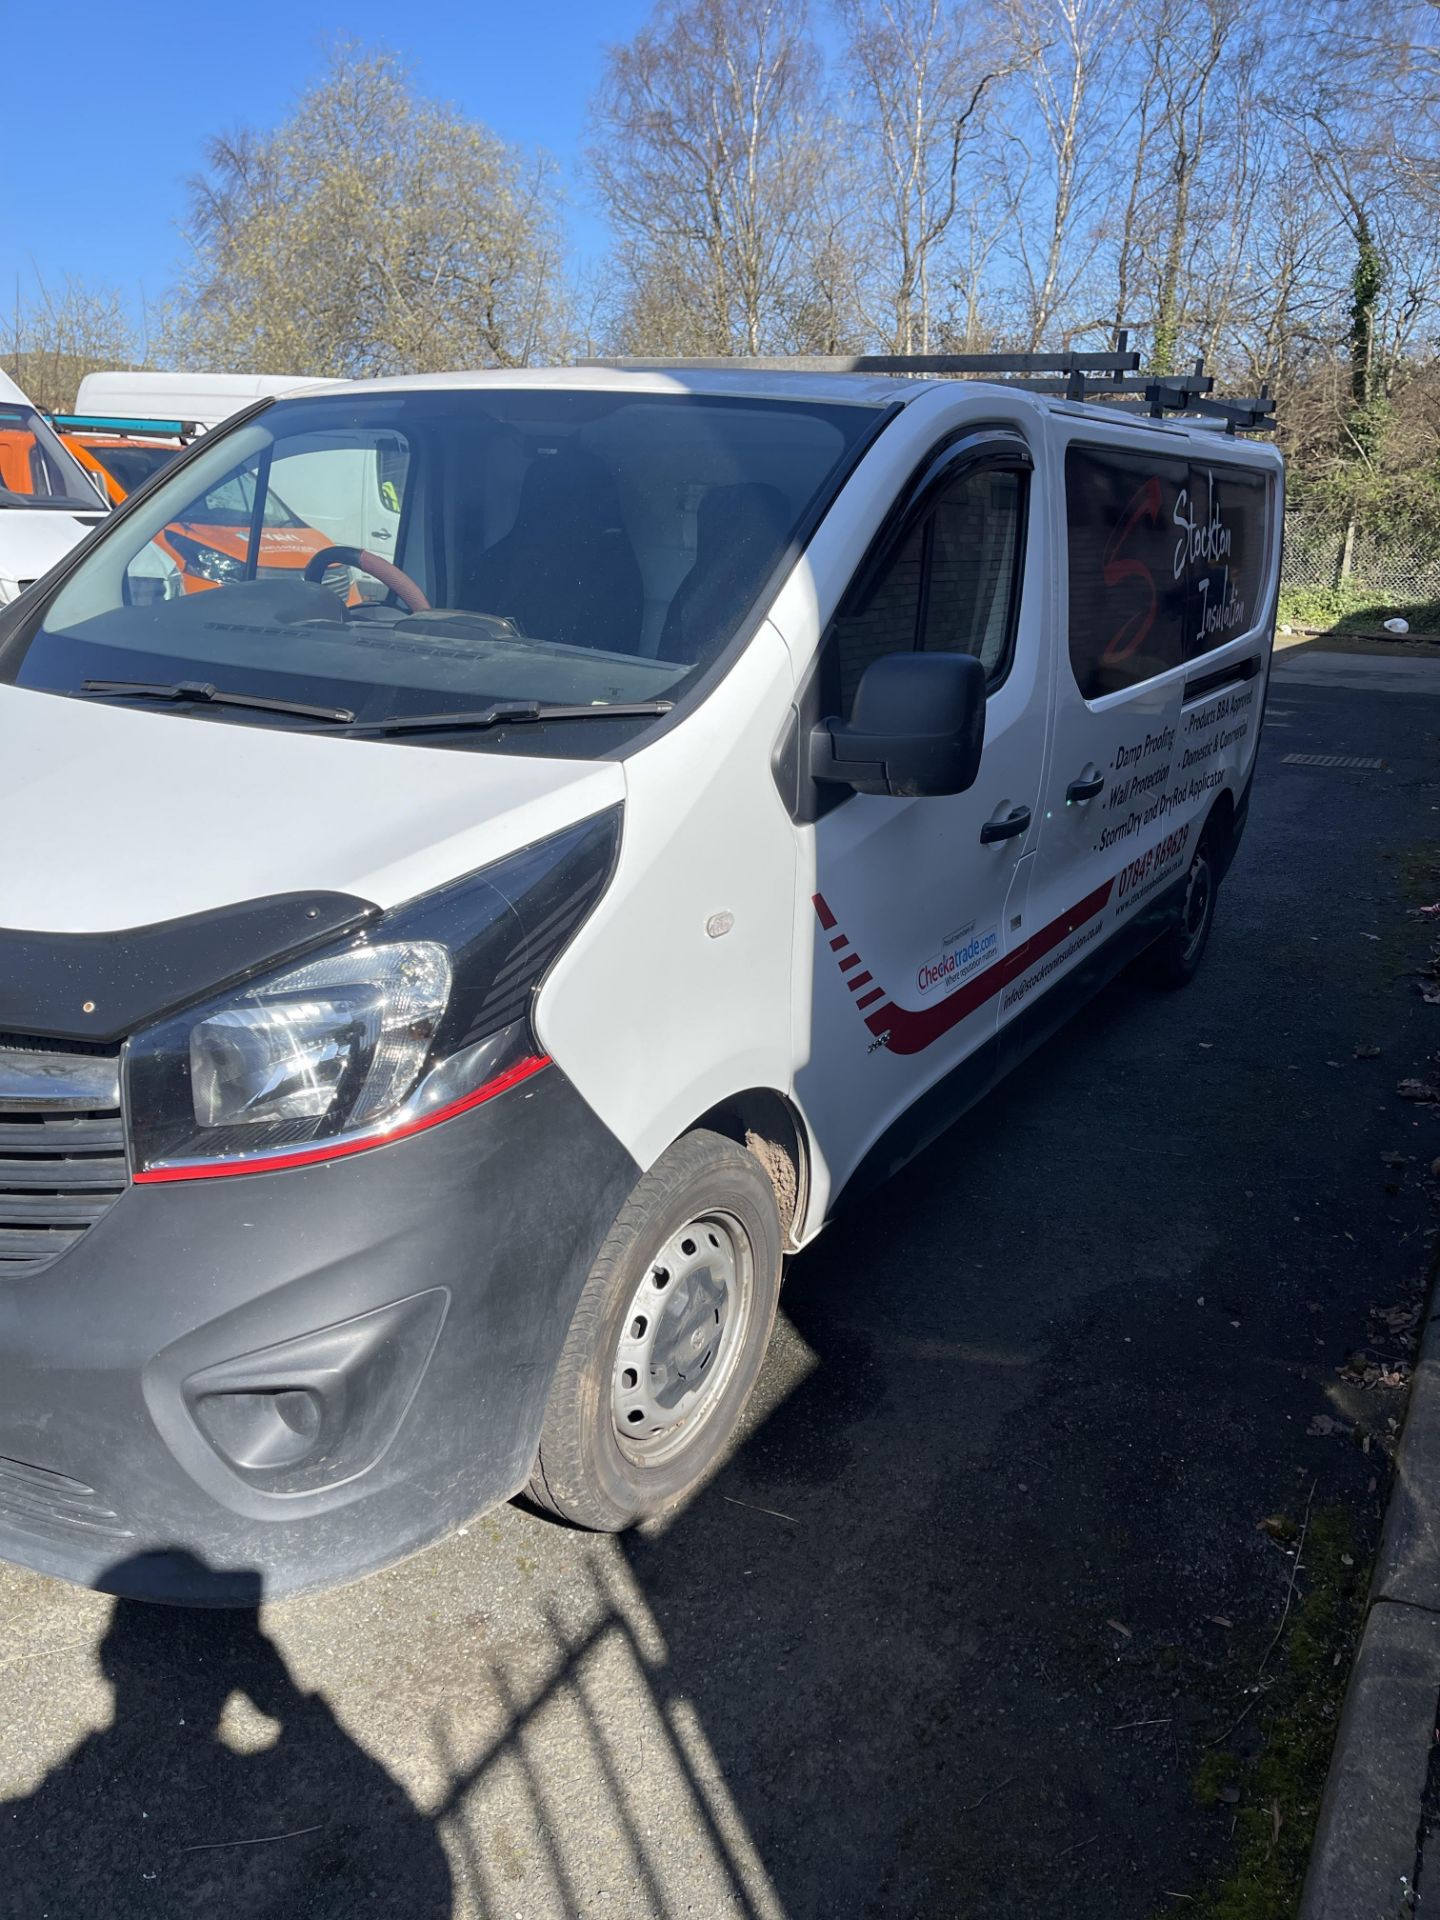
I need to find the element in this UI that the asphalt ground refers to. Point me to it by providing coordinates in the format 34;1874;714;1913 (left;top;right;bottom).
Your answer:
3;644;1439;1920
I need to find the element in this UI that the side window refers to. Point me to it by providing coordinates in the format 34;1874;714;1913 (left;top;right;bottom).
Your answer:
832;456;1027;717
922;467;1024;681
1066;445;1272;701
834;519;925;714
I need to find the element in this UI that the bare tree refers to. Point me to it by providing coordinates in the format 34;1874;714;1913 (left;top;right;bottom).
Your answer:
1001;0;1127;348
168;45;568;377
590;0;829;354
1146;0;1246;371
5;274;142;411
835;0;1015;352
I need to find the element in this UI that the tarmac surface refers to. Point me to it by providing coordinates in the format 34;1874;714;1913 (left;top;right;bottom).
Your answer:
3;643;1439;1919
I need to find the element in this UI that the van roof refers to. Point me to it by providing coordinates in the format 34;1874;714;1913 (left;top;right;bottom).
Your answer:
314;364;923;409
301;364;1282;459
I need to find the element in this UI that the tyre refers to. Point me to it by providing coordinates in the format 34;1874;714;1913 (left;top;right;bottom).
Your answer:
1152;833;1219;988
527;1128;783;1531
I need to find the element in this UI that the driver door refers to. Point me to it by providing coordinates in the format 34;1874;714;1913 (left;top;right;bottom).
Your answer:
795;430;1052;1211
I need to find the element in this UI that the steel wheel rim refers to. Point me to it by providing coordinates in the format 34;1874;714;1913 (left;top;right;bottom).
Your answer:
1180;852;1212;965
612;1210;753;1466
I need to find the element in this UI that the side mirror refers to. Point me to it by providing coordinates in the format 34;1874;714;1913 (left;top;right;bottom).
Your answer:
810;651;987;798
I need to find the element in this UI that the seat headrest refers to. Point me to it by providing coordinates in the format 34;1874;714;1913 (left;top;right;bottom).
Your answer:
516;447;624;533
696;481;791;551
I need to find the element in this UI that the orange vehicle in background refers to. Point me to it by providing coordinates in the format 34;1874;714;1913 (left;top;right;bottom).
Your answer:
52;415;345;594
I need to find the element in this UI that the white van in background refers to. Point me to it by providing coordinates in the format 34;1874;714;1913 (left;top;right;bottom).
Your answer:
74;370;338;434
0;354;1282;1603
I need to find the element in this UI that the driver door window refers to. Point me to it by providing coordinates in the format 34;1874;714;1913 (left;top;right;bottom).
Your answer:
833;460;1027;715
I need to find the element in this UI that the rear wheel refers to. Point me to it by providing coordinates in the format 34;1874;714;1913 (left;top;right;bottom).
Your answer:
528;1129;782;1530
1152;834;1218;988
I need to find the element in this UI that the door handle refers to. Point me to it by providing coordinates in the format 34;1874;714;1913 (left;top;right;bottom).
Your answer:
980;804;1032;844
1066;770;1105;803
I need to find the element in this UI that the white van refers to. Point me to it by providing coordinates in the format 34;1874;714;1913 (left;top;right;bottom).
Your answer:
74;370;337;434
0;359;1282;1603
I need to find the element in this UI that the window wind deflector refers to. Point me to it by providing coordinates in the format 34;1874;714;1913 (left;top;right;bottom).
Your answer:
80;679;356;724
345;700;674;736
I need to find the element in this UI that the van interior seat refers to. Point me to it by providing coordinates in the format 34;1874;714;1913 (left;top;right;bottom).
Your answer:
463;447;644;654
658;482;792;665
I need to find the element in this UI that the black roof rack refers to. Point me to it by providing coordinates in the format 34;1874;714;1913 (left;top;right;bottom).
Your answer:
1145;367;1275;435
578;331;1275;432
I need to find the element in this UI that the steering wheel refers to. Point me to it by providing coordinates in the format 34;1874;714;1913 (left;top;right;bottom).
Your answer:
302;545;431;613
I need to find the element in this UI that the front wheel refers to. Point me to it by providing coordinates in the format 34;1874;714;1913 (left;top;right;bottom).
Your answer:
1152;836;1218;988
527;1129;783;1531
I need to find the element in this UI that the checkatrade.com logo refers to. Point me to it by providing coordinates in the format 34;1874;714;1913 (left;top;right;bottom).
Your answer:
916;926;998;996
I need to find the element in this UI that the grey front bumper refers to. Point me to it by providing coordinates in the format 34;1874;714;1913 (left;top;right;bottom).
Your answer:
0;1061;637;1603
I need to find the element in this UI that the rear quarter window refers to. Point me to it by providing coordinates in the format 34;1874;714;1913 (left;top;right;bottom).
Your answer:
1066;445;1271;701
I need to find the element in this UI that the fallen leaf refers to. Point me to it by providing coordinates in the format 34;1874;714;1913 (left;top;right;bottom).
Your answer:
1271;1798;1283;1846
1106;1618;1132;1638
1380;1151;1411;1167
1361;932;1381;942
1208;1615;1234;1629
1308;1414;1349;1436
1218;1786;1241;1805
1355;1044;1381;1059
1397;1080;1440;1103
1199;1041;1214;1050
1326;1060;1343;1068
1422;983;1440;1006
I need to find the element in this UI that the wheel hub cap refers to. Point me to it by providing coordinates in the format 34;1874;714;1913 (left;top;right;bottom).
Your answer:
612;1213;745;1460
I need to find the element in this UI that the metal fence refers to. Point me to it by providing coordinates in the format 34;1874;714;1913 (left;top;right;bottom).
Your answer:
1282;514;1440;602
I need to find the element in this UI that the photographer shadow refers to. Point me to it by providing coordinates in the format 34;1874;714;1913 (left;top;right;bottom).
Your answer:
4;1550;452;1920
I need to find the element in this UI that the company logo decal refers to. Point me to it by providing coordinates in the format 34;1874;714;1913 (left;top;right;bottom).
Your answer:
916;924;998;996
814;881;1115;1058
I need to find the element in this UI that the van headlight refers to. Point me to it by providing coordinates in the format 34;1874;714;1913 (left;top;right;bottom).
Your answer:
166;532;244;585
126;808;620;1180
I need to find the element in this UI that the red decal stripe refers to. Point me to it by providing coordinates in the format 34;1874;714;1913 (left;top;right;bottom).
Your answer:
829;934;849;951
818;876;1117;1059
846;970;873;992
135;1054;552;1183
860;880;1114;1056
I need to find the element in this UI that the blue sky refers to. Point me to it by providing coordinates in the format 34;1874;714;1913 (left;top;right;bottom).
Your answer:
4;0;656;324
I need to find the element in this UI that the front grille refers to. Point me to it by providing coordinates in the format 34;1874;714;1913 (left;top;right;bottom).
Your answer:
0;1045;128;1277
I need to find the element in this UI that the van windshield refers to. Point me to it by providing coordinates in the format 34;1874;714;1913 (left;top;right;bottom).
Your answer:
2;388;879;754
0;404;105;512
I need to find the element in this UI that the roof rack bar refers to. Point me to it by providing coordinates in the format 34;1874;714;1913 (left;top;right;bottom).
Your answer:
1007;372;1215;398
1145;383;1274;434
580;350;1142;376
46;412;200;438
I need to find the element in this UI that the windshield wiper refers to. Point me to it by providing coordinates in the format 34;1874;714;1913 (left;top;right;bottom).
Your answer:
81;679;355;725
345;700;674;736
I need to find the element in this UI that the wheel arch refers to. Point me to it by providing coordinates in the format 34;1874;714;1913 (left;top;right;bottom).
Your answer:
1202;786;1238;877
684;1086;810;1252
